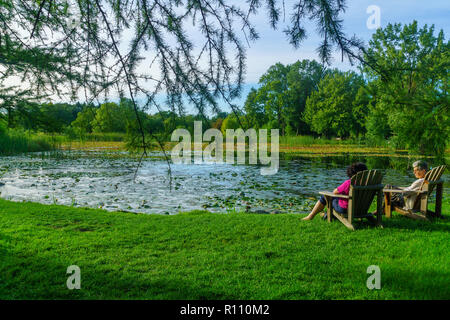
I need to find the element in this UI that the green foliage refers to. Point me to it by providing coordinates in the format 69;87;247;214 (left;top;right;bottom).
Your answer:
365;104;391;147
285;60;328;134
125;111;164;151
92;100;135;133
257;63;290;134
37;103;82;133
0;129;53;155
0;0;446;157
221;114;242;136
243;88;267;130
303;71;367;138
0;118;6;135
1;0;359;151
245;59;327;135
1;100;83;133
363;21;449;155
71;105;97;136
212;118;224;131
240;22;448;154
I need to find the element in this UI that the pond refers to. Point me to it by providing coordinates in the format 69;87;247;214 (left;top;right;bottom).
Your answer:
0;151;448;215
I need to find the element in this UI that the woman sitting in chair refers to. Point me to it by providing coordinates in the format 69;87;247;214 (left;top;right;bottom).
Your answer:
386;160;428;211
302;162;368;221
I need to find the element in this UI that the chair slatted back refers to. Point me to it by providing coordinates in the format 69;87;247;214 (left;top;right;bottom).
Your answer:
421;165;446;195
350;170;384;217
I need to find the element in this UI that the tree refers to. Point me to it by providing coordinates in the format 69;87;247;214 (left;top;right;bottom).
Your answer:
37;103;81;133
0;2;84;112
221;114;242;136
256;63;290;135
0;118;7;138
243;88;267;130
244;59;327;135
92;100;135;133
362;21;449;155
285;59;328;134
212;117;224;131
72;105;98;134
303;70;366;138
0;0;365;152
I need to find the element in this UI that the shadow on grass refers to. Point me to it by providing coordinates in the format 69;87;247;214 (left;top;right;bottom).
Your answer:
381;215;450;233
0;248;232;300
322;213;449;232
381;267;450;299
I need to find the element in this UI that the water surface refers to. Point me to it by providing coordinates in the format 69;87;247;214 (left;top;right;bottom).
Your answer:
0;151;447;214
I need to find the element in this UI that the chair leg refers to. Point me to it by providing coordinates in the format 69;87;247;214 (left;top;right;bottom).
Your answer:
332;211;355;230
366;215;377;224
384;192;392;218
325;196;332;223
376;190;383;228
420;195;428;215
436;183;443;217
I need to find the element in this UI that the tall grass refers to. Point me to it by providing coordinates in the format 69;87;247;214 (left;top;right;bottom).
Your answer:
0;130;55;155
280;135;354;146
65;131;125;142
84;132;125;141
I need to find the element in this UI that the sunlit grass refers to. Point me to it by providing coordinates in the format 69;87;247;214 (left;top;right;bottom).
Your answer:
73;132;126;142
0;198;448;300
62;140;126;151
280;135;353;146
49;131;449;158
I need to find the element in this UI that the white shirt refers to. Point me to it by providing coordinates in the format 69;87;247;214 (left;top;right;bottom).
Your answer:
400;178;424;210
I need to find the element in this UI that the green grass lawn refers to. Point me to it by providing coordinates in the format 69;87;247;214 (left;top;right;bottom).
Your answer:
0;199;449;300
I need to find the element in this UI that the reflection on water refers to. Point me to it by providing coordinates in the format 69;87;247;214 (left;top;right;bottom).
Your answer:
0;151;447;215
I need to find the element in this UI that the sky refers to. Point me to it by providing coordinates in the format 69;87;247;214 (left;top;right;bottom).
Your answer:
244;0;450;81
6;0;450;114
152;0;449;114
224;0;450;112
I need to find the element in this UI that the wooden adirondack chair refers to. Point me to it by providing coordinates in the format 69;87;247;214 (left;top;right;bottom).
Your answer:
383;165;446;220
319;170;384;230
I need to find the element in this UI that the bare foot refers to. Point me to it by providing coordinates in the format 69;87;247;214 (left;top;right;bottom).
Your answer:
302;215;313;221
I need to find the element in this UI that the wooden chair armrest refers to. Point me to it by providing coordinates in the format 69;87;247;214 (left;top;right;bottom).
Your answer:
318;191;351;199
383;188;407;193
383;189;428;193
383;189;427;194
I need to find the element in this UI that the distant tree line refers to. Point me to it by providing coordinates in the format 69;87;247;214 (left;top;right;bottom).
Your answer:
1;21;448;156
222;21;449;156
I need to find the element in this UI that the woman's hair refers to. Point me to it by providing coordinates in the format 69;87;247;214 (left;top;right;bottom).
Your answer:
347;162;368;178
413;160;428;171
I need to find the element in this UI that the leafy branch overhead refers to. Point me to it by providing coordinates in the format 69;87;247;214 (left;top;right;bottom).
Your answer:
0;1;364;120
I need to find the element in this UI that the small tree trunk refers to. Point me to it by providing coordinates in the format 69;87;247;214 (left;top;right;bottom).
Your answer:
7;105;12;128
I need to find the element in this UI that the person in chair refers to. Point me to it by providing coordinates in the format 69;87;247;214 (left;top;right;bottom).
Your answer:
302;162;368;221
387;160;428;211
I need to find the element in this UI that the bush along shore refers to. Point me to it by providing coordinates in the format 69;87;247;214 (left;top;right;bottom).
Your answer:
0;130;56;155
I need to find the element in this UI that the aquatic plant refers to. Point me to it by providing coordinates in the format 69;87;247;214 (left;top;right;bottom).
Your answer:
0;129;54;155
